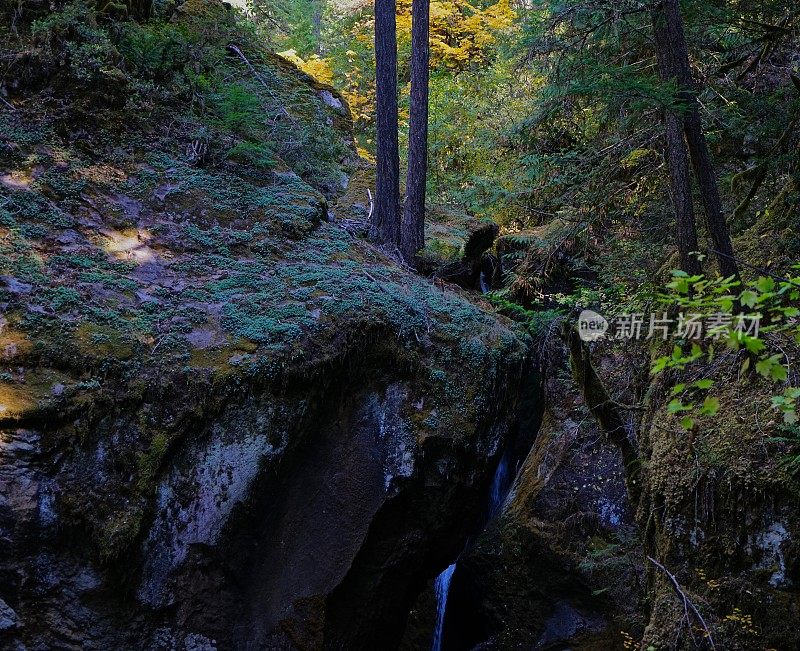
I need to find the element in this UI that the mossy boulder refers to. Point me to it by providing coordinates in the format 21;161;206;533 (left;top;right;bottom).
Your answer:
0;3;532;648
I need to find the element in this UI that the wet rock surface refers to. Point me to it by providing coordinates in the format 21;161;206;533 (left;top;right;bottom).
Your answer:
413;340;642;651
0;341;528;650
3;2;800;649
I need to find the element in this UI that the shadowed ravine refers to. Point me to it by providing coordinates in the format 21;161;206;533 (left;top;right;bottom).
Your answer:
430;451;513;650
427;371;542;650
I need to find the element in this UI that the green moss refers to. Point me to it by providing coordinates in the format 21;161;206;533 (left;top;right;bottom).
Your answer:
79;270;138;292
43;286;82;311
227;140;277;169
98;507;144;563
74;323;136;360
137;431;170;492
221;300;310;345
0;0;528;575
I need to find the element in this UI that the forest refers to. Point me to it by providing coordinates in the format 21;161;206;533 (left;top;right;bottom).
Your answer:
0;0;798;648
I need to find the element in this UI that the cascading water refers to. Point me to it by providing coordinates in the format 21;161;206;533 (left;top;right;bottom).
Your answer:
431;563;457;651
427;372;541;650
430;452;515;650
487;450;512;520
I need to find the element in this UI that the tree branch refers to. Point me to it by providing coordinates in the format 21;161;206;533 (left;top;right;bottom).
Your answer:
647;555;716;649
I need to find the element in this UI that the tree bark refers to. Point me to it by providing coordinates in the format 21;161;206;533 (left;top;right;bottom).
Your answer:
652;6;701;276
566;324;641;505
652;0;740;279
373;0;401;247
663;112;702;275
400;0;430;261
682;108;739;279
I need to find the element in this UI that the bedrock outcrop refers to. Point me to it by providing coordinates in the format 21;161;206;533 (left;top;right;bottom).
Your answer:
0;4;530;646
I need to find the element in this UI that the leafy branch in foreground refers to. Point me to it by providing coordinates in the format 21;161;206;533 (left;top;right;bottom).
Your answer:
651;267;800;429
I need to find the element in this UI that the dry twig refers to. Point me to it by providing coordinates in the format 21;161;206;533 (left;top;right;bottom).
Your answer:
647;555;716;650
0;94;16;111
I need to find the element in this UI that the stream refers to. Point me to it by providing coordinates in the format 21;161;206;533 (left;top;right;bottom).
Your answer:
431;563;457;651
430;450;515;650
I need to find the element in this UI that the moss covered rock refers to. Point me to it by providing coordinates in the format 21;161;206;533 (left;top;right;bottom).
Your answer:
0;3;532;648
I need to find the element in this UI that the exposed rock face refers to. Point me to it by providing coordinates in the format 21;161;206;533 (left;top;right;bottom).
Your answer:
1;334;527;650
0;3;531;647
4;4;798;651
636;371;800;650
430;333;800;651
426;340;644;650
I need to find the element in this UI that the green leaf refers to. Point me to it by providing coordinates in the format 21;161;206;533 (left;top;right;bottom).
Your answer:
700;397;720;417
680;416;695;430
651;357;668;374
756;355;788;382
693;379;713;390
667;399;692;414
755;356;773;378
755;276;775;293
743;335;765;354
667;278;689;294
770;364;789;382
740;290;758;308
671;383;686;395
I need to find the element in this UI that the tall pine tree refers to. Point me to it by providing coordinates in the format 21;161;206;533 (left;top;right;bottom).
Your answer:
373;0;400;246
400;0;430;261
652;3;701;276
652;0;740;279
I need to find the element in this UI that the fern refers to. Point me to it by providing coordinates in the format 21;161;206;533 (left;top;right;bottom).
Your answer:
771;425;800;477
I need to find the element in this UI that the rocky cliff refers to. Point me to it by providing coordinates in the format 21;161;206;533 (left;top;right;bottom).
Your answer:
0;2;532;647
423;332;800;651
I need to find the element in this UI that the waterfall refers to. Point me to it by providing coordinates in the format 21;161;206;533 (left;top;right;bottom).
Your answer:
487;451;511;520
430;454;512;650
431;563;456;651
479;270;491;294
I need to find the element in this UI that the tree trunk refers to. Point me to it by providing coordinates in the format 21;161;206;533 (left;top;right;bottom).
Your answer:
652;5;701;276
682;108;739;279
400;0;430;261
653;0;740;280
566;324;641;505
664;112;702;275
373;0;400;247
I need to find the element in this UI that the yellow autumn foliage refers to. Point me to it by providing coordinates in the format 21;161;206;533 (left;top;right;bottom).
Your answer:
397;0;516;69
279;48;372;129
278;0;514;140
278;49;335;85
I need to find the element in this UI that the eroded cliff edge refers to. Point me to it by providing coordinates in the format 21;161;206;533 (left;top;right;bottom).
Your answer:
0;2;532;647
